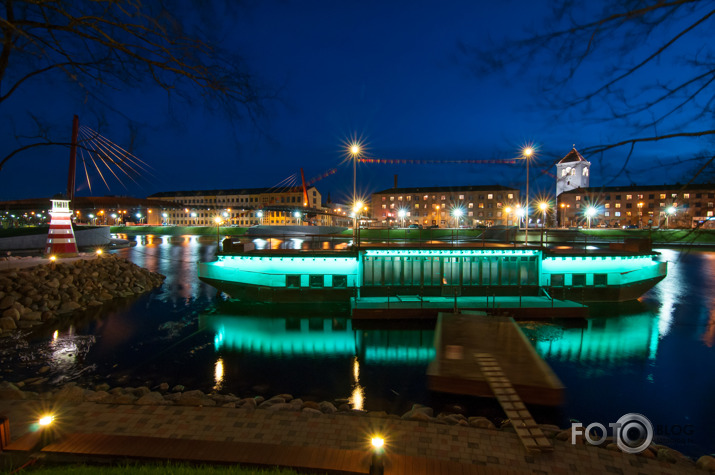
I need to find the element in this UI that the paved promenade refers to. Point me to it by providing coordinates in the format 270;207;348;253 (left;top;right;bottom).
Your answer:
0;399;709;474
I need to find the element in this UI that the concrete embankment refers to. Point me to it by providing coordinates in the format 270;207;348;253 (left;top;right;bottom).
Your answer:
0;254;165;332
0;226;111;251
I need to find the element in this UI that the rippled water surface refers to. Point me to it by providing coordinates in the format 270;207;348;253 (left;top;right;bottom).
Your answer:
2;235;714;457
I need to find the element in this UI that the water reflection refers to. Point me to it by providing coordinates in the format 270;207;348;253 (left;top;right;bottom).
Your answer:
214;358;224;391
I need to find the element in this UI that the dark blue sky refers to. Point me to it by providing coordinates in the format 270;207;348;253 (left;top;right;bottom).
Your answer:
0;0;710;203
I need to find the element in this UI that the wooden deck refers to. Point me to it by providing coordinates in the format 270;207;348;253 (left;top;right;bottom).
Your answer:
427;312;564;406
23;432;531;475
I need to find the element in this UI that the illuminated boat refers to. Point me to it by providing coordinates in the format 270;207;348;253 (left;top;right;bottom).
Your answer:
198;244;667;304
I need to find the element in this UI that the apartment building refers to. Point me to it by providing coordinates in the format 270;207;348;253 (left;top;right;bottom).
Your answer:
558;184;715;228
370;185;520;227
147;187;322;226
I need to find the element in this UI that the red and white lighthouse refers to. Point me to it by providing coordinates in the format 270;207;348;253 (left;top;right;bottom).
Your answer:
45;199;78;256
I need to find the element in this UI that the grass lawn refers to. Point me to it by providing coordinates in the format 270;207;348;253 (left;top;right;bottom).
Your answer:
20;462;319;475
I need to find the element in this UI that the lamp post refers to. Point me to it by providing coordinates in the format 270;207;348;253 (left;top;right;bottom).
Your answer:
586;206;597;229
293;210;301;225
504;206;511;226
257;210;263;225
214;216;222;251
397;209;406;228
522;147;534;245
350;144;361;208
666;206;676;228
539;202;548;247
637;202;644;228
353;201;363;247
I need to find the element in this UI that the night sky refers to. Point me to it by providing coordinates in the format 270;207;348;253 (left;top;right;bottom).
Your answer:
1;0;711;204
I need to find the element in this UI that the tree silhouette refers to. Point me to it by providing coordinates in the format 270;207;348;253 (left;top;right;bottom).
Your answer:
0;0;269;171
462;0;715;181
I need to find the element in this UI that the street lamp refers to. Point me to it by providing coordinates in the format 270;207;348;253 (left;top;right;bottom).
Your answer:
397;209;406;227
522;146;534;244
214;216;223;250
666;206;676;228
293;211;301;224
559;203;570;228
256;210;263;225
539;202;548;228
504;206;512;226
516;206;525;229
350;143;361;207
353;201;363;246
452;208;463;228
585;206;597;229
637;202;644;228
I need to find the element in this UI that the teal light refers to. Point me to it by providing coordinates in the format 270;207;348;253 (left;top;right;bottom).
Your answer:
205;314;435;363
529;314;658;364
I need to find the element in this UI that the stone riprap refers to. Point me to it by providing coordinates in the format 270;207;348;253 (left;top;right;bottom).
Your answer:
0;254;165;332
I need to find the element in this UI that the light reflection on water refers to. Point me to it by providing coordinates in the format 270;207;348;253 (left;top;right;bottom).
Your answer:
2;238;713;456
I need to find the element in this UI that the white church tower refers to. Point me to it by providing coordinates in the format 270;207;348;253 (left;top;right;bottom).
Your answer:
556;146;590;197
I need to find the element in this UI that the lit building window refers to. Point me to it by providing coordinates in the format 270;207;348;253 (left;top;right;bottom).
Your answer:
508;194;514;199
583;168;588;176
468;203;474;208
605;203;610;209
684;193;690;199
660;194;666;199
487;194;493;199
575;196;581;201
615;203;621;208
626;194;632;200
605;211;610;217
459;194;464;200
441;195;446;200
615;212;621;217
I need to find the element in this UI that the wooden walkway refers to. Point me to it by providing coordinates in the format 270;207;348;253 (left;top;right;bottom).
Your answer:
14;432;532;475
427;312;564;406
475;353;553;455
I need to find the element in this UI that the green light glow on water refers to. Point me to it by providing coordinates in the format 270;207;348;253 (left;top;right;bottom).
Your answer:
526;314;659;364
204;314;435;363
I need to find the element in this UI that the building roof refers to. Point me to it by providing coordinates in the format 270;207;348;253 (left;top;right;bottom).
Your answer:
558;147;588;164
148;187;316;198
0;196;177;211
560;183;715;194
373;185;517;195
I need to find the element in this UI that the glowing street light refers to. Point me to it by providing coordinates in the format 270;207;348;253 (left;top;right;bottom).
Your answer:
349;143;361;206
666;206;676;228
256;210;264;225
539;202;548;228
397;209;407;227
522;146;534;245
370;435;385;475
452;207;464;228
293;211;302;224
353;200;364;246
585;206;597;229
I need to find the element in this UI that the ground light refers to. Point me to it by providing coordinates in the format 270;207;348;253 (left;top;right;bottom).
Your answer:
38;415;54;427
370;435;385;475
96;249;103;255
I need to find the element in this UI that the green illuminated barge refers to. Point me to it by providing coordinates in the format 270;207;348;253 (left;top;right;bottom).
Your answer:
198;246;667;304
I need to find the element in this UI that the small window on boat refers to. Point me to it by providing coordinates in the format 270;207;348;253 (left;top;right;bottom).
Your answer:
286;275;301;288
309;318;324;331
594;274;607;286
285;318;301;331
309;275;324;288
332;318;347;331
551;274;565;286
333;275;347;288
572;274;586;286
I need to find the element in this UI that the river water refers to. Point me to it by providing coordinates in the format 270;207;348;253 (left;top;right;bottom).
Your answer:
1;234;713;457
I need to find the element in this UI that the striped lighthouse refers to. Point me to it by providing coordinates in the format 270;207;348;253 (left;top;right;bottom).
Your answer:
45;199;78;256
